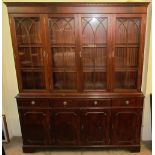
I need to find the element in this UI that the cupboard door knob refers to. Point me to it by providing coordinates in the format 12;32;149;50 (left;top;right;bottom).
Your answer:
63;101;67;105
31;101;35;105
94;101;98;105
125;100;129;105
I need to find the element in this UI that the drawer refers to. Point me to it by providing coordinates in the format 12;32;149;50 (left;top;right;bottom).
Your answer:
80;99;111;107
17;98;49;108
112;98;143;107
50;99;79;107
50;99;111;107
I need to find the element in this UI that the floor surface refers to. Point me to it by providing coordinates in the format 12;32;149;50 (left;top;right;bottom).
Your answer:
3;137;152;155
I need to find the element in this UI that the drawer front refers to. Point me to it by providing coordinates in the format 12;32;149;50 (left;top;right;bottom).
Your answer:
49;99;79;107
50;99;111;108
112;98;143;107
17;98;49;108
80;99;111;107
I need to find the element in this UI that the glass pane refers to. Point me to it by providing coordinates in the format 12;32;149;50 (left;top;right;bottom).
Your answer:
52;47;76;68
18;47;44;67
53;72;76;90
14;17;46;91
84;72;106;89
81;17;108;90
116;18;140;44
21;70;46;89
49;17;77;91
49;17;75;44
83;47;107;68
114;17;141;90
115;47;139;68
15;17;41;45
53;72;63;89
114;71;137;89
82;17;107;45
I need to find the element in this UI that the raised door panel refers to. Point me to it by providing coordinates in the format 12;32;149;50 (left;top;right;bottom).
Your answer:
19;109;50;145
81;109;110;145
48;15;78;91
113;15;145;91
10;15;48;91
80;15;109;91
53;109;80;145
111;108;142;145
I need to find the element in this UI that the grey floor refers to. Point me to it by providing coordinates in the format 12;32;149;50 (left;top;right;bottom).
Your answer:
3;137;152;155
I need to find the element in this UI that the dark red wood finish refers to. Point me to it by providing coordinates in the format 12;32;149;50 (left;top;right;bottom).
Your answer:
6;2;148;153
18;108;50;145
111;108;143;145
81;109;110;145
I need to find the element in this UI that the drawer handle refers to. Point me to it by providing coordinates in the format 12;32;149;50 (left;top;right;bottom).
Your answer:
63;101;67;105
94;101;98;105
125;100;130;105
31;101;35;105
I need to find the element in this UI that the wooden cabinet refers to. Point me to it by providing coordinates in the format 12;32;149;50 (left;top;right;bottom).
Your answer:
53;109;80;145
111;108;142;145
81;109;110;145
10;15;48;91
19;109;50;145
7;2;148;153
9;11;146;93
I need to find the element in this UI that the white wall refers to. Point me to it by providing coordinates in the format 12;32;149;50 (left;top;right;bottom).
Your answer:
2;3;21;138
141;3;152;140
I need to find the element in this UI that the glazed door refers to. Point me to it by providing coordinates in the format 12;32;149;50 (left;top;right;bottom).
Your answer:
47;15;79;91
19;109;50;145
79;14;111;91
111;108;142;145
81;109;110;145
53;109;80;145
10;14;49;92
112;14;146;91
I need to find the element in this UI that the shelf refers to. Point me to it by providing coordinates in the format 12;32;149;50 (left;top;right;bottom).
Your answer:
83;67;106;72
18;44;43;48
52;45;75;48
51;43;75;47
84;82;106;89
114;68;138;72
82;43;107;48
53;68;76;72
17;67;45;70
115;43;139;48
115;65;138;68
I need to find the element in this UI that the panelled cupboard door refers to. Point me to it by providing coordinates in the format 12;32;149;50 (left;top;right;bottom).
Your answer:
81;109;110;145
79;14;111;91
18;109;50;145
9;14;48;91
113;14;146;91
47;14;79;91
111;108;142;145
53;109;80;145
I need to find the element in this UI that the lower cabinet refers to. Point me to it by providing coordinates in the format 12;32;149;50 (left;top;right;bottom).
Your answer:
19;109;50;145
81;109;110;145
17;97;143;152
52;109;80;146
111;108;142;145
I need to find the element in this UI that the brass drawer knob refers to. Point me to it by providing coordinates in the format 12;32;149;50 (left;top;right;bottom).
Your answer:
125;100;129;105
94;101;98;105
31;101;35;105
63;101;67;105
